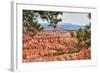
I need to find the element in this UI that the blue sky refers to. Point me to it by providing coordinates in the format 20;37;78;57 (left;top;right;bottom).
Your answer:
37;12;90;25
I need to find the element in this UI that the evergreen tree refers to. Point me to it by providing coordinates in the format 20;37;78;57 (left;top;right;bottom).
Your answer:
71;13;91;50
23;10;62;35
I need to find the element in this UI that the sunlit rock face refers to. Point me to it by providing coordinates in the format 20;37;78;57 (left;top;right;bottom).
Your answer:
22;30;91;63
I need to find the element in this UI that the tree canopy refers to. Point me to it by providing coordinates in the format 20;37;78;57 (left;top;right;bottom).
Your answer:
23;10;62;35
71;13;91;50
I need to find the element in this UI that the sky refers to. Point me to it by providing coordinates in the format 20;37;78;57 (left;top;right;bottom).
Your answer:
37;12;90;25
62;12;90;25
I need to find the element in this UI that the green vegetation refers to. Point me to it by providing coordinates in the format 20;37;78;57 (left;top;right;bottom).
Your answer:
23;10;62;35
75;25;91;50
71;13;91;50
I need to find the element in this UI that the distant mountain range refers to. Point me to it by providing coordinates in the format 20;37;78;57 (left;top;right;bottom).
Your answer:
40;23;86;31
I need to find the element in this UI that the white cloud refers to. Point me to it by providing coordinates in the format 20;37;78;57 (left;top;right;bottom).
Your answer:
61;12;90;25
37;17;48;23
36;12;90;25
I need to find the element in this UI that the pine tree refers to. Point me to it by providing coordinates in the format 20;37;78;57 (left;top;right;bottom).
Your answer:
23;10;62;35
71;13;91;50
